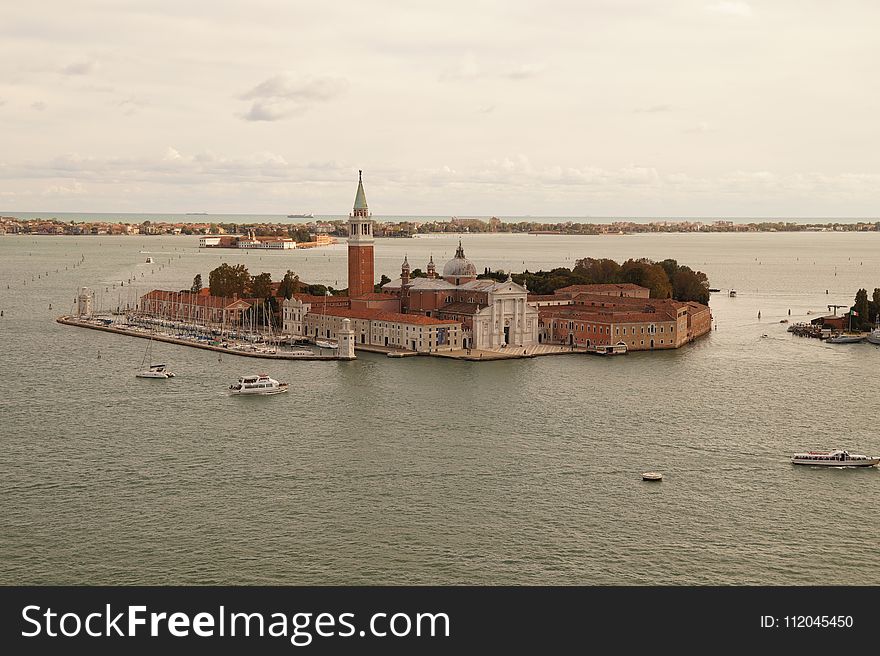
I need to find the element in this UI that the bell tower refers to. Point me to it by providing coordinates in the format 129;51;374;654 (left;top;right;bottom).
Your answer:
347;170;374;298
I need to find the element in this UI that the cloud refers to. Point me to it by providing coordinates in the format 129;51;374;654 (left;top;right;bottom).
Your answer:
683;121;713;133
635;104;674;113
440;54;542;82
503;64;542;80
706;2;753;17
42;181;86;196
117;96;148;116
477;104;496;114
62;60;97;75
238;74;348;121
31;101;47;111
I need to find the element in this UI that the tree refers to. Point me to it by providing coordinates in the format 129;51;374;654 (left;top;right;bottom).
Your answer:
191;274;203;294
620;259;672;299
208;263;250;297
574;258;620;283
871;288;880;324
853;288;870;330
671;266;710;304
375;274;391;292
278;270;300;300
249;272;274;299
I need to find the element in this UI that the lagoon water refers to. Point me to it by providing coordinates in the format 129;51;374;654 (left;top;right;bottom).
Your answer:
1;231;879;584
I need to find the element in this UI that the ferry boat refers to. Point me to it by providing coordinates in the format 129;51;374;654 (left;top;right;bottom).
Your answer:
229;374;288;395
287;213;314;219
593;342;628;355
790;449;880;467
136;363;175;379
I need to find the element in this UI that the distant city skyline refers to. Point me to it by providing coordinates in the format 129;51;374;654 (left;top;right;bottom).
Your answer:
1;1;879;216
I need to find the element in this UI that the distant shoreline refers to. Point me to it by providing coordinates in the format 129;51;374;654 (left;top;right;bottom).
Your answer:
2;214;878;237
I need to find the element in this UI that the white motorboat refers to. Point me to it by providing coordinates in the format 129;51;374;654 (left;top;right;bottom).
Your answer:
642;472;663;481
315;339;338;349
145;256;155;263
867;326;880;345
827;333;865;344
136;363;175;379
791;449;880;467
229;374;288;395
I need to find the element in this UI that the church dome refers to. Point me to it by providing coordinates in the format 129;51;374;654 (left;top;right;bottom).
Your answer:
443;241;477;278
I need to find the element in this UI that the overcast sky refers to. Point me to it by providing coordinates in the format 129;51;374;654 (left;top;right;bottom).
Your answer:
1;1;878;217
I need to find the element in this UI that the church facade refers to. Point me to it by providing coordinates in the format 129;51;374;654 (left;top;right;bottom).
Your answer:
381;243;539;350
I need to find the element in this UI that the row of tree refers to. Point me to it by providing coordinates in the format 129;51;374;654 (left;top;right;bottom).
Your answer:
193;264;338;302
476;257;711;303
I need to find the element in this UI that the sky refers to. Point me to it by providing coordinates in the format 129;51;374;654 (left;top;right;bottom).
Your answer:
1;1;879;217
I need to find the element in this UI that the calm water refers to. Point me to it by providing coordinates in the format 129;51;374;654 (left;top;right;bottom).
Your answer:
1;232;879;585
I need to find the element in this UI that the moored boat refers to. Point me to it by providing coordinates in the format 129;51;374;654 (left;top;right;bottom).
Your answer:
827;333;865;344
867;326;880;345
229;374;288;395
315;339;338;349
790;449;879;467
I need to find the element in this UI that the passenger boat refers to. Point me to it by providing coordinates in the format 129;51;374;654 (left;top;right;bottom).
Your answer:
229;374;288;395
593;342;627;355
642;472;663;481
136;363;175;379
790;450;880;467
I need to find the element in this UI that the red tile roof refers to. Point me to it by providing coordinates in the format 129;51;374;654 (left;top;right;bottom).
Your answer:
556;283;649;294
309;305;458;325
141;290;251;310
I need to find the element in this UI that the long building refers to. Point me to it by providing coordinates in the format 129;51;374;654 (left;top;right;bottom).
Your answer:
534;287;711;350
287;303;461;353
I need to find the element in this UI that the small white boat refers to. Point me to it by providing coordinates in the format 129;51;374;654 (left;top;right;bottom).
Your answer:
315;339;338;349
229;374;288;395
145;256;155;263
729;289;737;297
867;328;880;345
136;363;175;378
642;472;663;481
791;450;880;467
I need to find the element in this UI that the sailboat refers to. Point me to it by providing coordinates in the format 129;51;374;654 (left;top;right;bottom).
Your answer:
136;334;176;378
315;290;339;349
